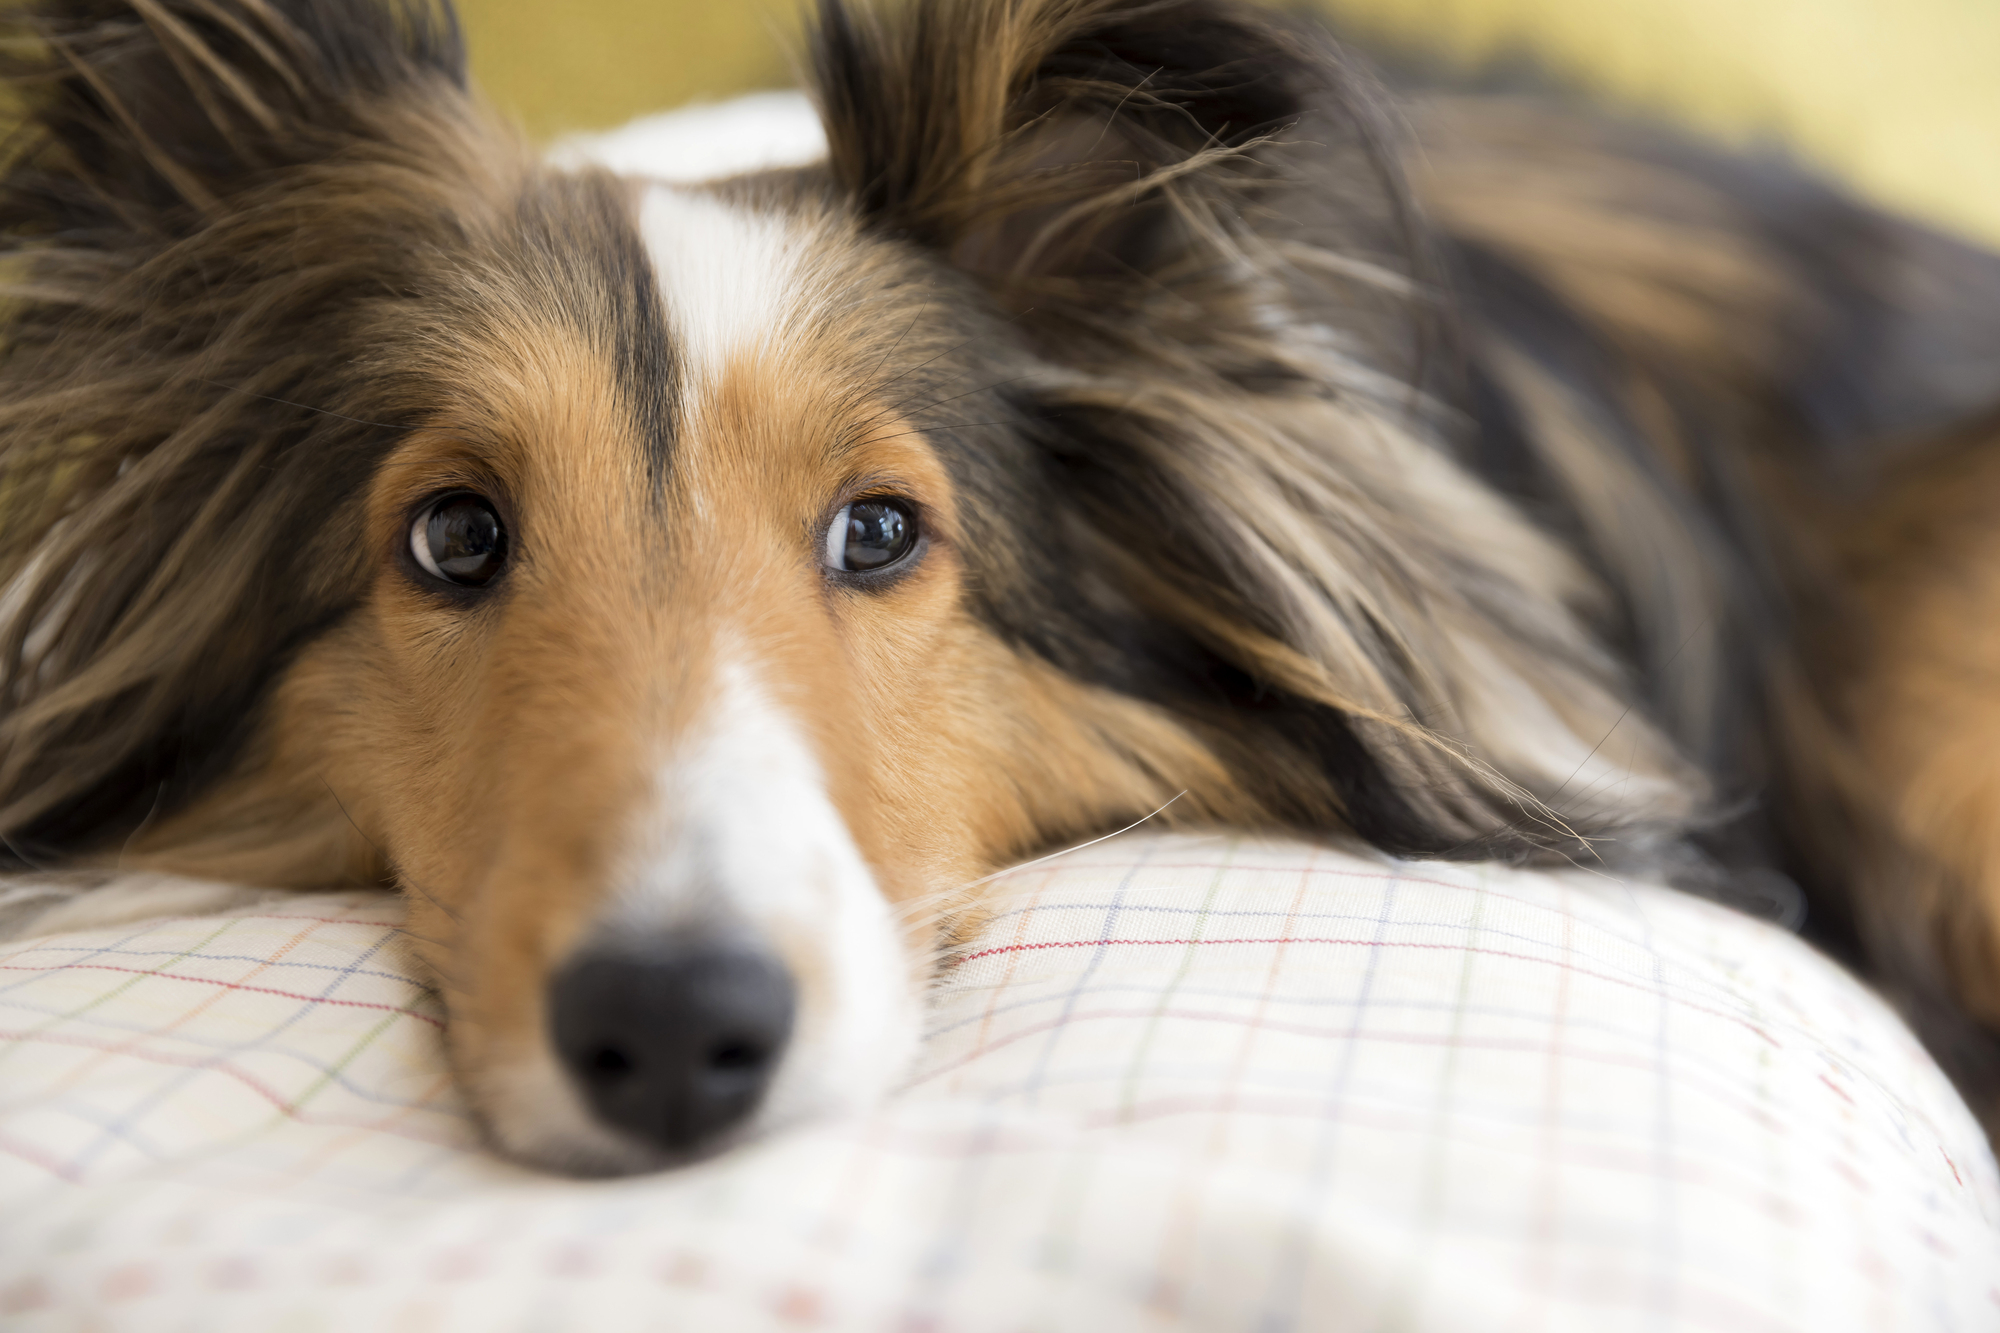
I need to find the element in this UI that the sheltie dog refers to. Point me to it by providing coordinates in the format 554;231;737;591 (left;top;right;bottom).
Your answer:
1;0;1997;1175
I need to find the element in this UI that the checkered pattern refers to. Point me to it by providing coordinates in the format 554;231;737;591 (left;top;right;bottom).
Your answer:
1;833;1995;1331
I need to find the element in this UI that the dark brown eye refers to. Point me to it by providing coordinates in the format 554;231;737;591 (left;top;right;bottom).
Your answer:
411;493;506;587
823;499;916;574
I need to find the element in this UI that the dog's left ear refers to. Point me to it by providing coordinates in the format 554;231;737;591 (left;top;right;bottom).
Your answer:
812;0;1385;301
811;0;1703;868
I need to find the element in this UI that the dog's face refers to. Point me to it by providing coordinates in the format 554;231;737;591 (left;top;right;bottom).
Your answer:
293;184;1220;1172
0;0;1698;1174
345;195;949;1172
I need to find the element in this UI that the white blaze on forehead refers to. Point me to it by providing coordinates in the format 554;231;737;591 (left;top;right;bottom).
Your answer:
637;184;813;391
632;659;870;921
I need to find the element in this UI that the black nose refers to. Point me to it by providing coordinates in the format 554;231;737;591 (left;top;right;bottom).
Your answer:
548;934;796;1157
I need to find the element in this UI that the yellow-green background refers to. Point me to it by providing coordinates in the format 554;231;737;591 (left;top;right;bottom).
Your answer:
455;0;2000;248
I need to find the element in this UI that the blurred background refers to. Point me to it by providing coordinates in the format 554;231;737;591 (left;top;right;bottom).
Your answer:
453;0;2000;248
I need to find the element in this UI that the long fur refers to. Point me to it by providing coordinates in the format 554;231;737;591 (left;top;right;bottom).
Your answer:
1;0;1997;1164
809;0;1707;861
0;0;475;854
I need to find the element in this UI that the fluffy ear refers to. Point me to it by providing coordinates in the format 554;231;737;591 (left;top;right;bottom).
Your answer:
812;0;1412;308
0;1;493;858
0;0;464;226
811;0;1704;867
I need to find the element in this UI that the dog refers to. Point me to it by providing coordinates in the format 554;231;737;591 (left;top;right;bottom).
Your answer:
1;0;1997;1175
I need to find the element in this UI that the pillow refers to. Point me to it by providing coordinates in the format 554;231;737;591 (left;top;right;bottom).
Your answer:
1;832;1995;1332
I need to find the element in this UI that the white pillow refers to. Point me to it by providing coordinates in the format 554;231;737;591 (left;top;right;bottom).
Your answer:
1;832;1994;1332
546;91;827;182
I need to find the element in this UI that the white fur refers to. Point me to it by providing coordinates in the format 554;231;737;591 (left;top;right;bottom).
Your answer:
486;655;920;1175
624;659;920;1129
467;100;868;1175
480;1046;654;1177
637;185;813;391
1451;637;1686;819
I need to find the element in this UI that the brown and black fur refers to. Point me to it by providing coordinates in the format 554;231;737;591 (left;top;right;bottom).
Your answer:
1409;99;2000;1130
0;0;1998;1166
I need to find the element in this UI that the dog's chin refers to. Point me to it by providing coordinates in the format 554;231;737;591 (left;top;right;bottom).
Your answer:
467;975;925;1178
475;1049;679;1177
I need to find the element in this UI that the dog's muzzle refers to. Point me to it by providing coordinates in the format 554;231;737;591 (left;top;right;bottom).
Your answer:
547;931;797;1156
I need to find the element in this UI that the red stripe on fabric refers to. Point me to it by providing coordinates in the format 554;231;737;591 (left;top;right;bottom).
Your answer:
0;1028;467;1149
847;1108;1844;1232
1081;1095;1819;1207
0;914;405;965
985;858;1701;933
957;935;1388;963
913;1007;1788;1124
0;1128;82;1182
0;962;443;1028
951;936;1780;1047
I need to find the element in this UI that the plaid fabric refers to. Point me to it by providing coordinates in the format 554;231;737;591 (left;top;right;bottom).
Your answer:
1;832;1995;1331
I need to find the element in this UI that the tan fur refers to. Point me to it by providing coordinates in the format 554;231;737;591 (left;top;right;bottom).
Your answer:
1411;99;1806;389
1837;419;2000;1029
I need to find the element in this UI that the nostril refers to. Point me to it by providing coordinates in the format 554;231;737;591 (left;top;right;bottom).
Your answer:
587;1045;634;1078
548;933;796;1158
707;1040;764;1072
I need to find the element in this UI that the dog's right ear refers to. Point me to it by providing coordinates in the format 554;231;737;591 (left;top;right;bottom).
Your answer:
0;0;465;234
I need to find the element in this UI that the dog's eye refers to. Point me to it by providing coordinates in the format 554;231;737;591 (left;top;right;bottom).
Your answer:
411;493;507;587
824;499;916;574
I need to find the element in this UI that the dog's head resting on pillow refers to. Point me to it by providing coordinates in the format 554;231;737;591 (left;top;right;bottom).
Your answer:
0;0;1698;1173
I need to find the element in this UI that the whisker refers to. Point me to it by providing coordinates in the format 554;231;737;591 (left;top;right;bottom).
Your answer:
841;421;1014;452
895;791;1191;940
320;778;463;925
873;358;1002;416
856;305;1037;423
864;332;985;405
864;310;925;388
894;373;1038;422
191;377;409;431
1545;617;1710;808
841;360;999;442
959;790;1190;890
404;947;471;998
383;919;454;951
115;780;169;871
0;827;53;873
